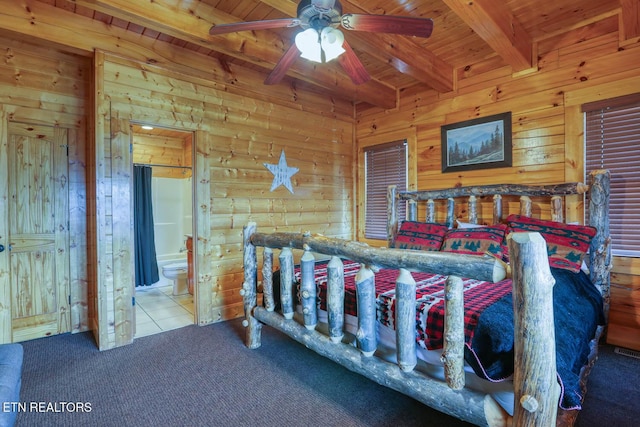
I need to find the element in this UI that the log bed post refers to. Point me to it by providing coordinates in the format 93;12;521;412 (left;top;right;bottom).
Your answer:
588;169;611;319
509;232;560;427
300;247;317;330
327;256;345;343
468;195;478;224
355;264;377;357
262;247;275;312
241;222;262;349
395;268;417;372
426;199;435;223
551;196;563;223
279;247;295;320
387;185;398;247
520;196;532;217
442;275;465;390
446;198;455;228
408;199;417;221
492;195;502;224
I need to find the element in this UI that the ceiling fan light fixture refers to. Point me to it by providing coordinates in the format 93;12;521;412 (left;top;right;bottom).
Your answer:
320;27;345;62
295;28;322;63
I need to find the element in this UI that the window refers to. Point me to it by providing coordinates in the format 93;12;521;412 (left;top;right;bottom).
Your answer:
584;94;640;257
364;140;407;240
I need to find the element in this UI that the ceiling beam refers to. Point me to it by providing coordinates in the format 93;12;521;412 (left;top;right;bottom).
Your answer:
442;0;533;72
620;0;640;40
263;0;454;92
71;0;397;109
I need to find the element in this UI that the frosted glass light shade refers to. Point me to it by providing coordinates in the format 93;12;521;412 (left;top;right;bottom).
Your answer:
320;27;345;62
295;28;322;63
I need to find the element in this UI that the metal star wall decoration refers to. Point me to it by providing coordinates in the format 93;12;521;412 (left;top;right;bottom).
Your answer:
264;150;299;194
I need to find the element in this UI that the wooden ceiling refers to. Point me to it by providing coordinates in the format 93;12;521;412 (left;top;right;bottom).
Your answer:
36;0;634;109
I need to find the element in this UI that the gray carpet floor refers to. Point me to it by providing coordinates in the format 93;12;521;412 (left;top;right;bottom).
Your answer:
14;319;639;426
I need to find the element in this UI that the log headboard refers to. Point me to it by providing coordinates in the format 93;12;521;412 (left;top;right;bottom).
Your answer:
387;169;611;316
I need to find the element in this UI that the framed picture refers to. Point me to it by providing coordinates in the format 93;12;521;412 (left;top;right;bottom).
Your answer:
441;112;512;173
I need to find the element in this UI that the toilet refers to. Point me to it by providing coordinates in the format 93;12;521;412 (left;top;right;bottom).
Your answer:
161;262;189;295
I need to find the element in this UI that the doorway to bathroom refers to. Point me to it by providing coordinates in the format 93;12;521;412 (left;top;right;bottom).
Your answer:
130;123;196;338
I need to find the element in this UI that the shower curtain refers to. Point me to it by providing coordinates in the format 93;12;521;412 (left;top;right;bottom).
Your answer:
134;165;160;287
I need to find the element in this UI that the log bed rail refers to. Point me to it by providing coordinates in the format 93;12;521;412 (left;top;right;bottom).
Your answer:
241;170;611;427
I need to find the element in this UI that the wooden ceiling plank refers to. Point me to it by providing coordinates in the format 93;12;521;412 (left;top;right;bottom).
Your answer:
620;0;640;40
442;0;533;72
72;0;397;108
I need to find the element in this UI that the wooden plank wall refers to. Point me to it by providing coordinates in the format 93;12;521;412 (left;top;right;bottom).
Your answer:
355;15;640;350
0;35;90;344
96;53;355;348
132;132;193;179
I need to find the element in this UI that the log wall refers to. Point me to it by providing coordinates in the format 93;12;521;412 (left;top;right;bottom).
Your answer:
355;15;640;350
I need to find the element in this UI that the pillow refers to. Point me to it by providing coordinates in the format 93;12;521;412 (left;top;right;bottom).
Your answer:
456;220;483;229
393;221;448;251
440;224;508;258
506;214;597;273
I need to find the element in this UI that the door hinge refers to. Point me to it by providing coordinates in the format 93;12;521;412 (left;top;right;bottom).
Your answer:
132;296;136;306
60;144;69;156
68;295;71;305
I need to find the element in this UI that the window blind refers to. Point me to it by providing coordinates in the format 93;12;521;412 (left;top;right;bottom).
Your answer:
584;95;640;257
364;140;407;240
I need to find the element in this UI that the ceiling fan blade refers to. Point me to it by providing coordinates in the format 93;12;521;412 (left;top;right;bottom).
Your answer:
338;41;370;85
209;18;301;36
341;14;434;38
264;44;302;85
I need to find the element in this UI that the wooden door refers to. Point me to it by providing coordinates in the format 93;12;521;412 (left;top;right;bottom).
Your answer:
7;122;70;342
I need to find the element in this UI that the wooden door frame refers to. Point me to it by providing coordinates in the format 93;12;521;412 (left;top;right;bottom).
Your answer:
0;110;10;343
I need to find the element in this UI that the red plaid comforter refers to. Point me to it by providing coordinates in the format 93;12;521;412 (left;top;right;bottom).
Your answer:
295;259;511;350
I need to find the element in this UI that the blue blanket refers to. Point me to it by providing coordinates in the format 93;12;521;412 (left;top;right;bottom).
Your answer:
465;268;605;410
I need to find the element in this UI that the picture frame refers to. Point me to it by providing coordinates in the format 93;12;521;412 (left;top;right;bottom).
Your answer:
441;112;512;173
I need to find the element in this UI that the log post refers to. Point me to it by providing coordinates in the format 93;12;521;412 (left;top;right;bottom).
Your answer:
408;199;417;221
468;195;477;224
519;196;532;217
262;247;275;312
446;198;455;229
300;248;317;330
395;268;417;372
278;247;295;320
355;264;377;357
509;232;559;427
327;256;345;343
387;185;398;246
493;194;502;224
588;169;611;320
441;275;465;390
551;196;563;223
242;222;262;349
426;199;435;223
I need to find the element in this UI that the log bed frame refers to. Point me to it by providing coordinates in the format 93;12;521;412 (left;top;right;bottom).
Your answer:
241;170;611;427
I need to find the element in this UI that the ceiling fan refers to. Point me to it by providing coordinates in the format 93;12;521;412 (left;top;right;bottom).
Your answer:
209;0;434;86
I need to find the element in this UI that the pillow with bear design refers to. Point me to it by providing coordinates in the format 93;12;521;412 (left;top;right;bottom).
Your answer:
506;214;596;273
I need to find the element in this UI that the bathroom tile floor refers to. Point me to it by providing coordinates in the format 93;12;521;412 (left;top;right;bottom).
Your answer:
135;279;195;338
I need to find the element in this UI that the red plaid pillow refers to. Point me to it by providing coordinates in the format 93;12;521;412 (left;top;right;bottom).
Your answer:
392;221;448;251
440;224;508;258
506;214;596;272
